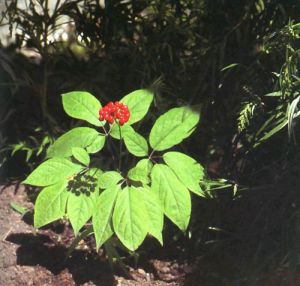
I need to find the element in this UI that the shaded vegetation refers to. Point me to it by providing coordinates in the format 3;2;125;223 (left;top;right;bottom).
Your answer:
0;0;300;284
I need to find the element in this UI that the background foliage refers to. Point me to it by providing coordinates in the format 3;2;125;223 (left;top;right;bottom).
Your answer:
1;0;300;284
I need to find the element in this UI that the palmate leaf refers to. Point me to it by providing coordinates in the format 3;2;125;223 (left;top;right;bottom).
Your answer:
34;180;69;228
113;187;148;251
23;157;83;186
163;152;204;196
123;130;148;157
47;127;101;158
110;124;134;140
86;134;106;153
93;186;119;250
67;190;98;235
128;166;150;185
72;147;90;166
98;171;123;189
111;124;148;156
120;89;154;125
142;186;164;245
62;91;102;126
149;106;200;151
128;159;153;185
136;159;153;175
151;164;191;231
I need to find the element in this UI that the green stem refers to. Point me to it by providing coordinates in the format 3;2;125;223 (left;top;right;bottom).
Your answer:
101;125;108;136
118;124;123;171
101;124;117;169
149;149;155;159
66;225;93;258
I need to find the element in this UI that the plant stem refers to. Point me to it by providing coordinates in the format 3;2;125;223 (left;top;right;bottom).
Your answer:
149;149;155;159
101;124;117;169
101;123;108;136
118;124;123;172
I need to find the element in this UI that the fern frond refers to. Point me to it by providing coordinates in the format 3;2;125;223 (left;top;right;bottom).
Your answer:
237;102;257;133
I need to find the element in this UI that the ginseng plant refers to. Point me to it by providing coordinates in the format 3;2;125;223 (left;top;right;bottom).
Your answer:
23;89;204;254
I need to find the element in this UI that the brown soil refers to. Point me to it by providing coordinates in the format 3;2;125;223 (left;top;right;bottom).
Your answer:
2;183;299;286
0;183;189;286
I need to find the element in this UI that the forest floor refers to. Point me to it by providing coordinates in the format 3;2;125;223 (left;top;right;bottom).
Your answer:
0;182;192;286
1;182;299;286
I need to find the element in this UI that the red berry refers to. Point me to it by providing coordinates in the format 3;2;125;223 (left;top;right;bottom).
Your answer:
107;116;114;124
98;101;130;125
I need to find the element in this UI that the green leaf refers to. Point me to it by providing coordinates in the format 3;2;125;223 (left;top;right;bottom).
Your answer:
220;63;239;72
62;91;102;126
128;166;150;185
136;159;153;176
25;149;33;162
23;158;83;186
99;171;123;189
149;106;200;151
120;89;154;125
163;152;204;196
47;127;100;158
10;202;28;215
256;117;288;146
142;186;164;245
113;187;148;251
264;91;282;97
93;186;119;250
124;130;148;157
151;164;191;231
110;124;134;140
34;180;69;228
11;143;23;156
128;159;153;185
67;190;98;235
86;135;106;153
72;147;90;166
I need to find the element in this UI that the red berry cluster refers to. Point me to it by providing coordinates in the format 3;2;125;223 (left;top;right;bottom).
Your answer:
99;101;130;126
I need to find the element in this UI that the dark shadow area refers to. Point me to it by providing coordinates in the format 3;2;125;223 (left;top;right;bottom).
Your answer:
22;211;33;225
184;179;300;286
6;232;116;286
0;180;22;194
1;1;300;285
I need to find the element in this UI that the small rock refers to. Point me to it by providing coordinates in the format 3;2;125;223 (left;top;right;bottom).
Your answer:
172;262;178;268
163;273;175;282
137;268;146;276
160;266;170;273
146;273;151;282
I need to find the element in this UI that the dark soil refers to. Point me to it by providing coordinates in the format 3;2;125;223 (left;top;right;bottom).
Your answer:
0;183;190;286
1;183;299;286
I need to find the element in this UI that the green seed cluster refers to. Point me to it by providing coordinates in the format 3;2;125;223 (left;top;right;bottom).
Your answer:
67;174;97;197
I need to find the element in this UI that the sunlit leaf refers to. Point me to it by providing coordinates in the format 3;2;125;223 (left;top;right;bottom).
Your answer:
113;187;148;251
34;180;69;228
149;106;200;151
151;164;191;230
62;91;102;126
